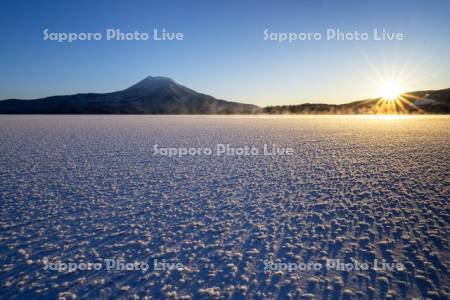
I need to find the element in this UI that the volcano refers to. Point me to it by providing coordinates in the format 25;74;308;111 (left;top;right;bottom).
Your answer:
0;76;261;114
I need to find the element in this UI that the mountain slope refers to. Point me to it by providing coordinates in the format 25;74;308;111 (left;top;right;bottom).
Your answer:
0;76;261;114
264;88;450;114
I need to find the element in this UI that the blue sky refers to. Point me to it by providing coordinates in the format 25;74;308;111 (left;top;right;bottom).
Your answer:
0;0;449;105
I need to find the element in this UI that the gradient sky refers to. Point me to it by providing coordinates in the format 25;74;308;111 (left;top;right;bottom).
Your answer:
0;0;449;106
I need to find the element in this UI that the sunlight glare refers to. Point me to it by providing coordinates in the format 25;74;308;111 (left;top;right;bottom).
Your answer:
378;81;404;101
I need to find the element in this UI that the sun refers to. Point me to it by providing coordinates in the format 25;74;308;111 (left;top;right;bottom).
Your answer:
361;54;426;113
378;81;404;101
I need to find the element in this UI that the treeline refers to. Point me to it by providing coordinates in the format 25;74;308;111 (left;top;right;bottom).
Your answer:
264;104;340;114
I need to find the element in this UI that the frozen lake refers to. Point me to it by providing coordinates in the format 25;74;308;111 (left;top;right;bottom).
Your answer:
0;115;449;299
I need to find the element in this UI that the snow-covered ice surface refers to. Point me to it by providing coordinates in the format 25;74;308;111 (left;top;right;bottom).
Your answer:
0;115;449;299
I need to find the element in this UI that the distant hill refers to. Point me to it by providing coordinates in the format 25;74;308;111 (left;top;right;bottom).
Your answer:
265;88;450;114
0;77;449;114
0;76;261;114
